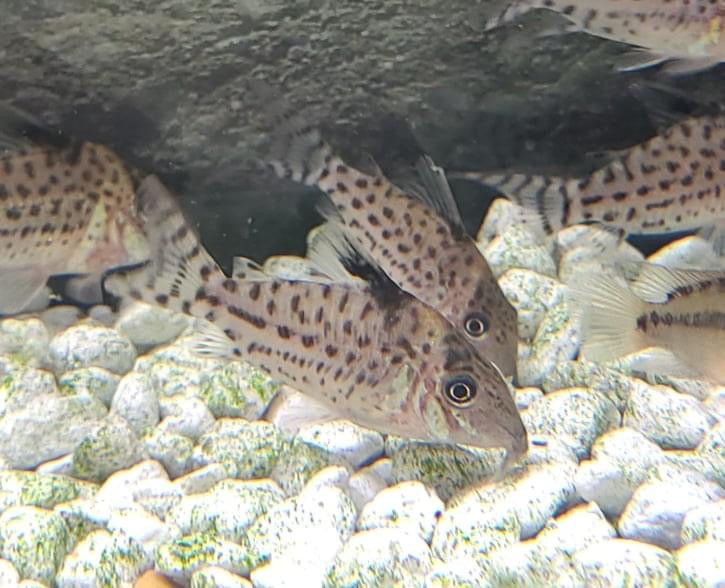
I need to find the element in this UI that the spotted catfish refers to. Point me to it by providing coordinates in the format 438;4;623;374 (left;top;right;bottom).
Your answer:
573;262;725;384
486;0;725;74
105;175;528;461
0;104;149;314
454;114;725;237
259;93;519;381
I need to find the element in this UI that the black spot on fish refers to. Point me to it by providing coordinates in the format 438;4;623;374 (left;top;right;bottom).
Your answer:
249;283;261;301
277;325;291;338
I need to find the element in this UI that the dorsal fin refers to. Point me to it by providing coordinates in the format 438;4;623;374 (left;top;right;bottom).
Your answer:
397;155;467;238
621;261;725;304
307;221;407;308
103;175;225;308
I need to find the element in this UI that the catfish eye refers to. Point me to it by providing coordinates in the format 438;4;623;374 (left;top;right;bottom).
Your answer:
444;375;477;406
464;313;489;338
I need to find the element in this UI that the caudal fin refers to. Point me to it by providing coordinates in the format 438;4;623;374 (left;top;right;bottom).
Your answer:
451;170;570;234
570;271;648;362
251;80;333;187
103;175;224;312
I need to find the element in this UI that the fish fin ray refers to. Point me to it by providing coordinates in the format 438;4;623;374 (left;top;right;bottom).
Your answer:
0;266;50;315
621;261;724;304
264;387;343;436
306;221;373;285
104;175;224;311
627;348;706;381
615;50;670;73
570;272;647;362
251;79;333;187
397;155;467;236
658;57;721;76
187;319;237;359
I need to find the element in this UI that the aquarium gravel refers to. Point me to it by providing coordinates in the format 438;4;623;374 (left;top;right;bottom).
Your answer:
0;201;722;587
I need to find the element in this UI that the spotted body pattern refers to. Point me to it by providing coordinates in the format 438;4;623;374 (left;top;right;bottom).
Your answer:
0;129;149;313
487;0;725;73
575;263;725;383
263;105;519;381
106;176;527;458
456;114;725;236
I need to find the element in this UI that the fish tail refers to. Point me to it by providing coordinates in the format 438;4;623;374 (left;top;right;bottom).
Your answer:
453;171;569;234
570;272;648;363
252;80;334;186
103;175;224;312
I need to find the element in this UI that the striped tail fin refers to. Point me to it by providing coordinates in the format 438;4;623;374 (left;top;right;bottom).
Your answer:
452;170;571;234
251;80;334;187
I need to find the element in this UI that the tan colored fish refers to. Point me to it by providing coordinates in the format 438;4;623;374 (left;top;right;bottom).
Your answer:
573;262;725;383
260;96;519;381
454;114;725;237
105;176;528;460
0;106;149;314
486;0;725;74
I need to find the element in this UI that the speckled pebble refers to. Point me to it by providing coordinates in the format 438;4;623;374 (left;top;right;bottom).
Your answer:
482;224;557;278
58;367;120;409
0;470;95;510
296;419;384;469
0;393;107;469
0;367;58;417
357;481;443;543
169;479;285;543
347;460;391;511
498;269;567;339
0;506;72;584
575;428;666;517
618;464;725;549
571;539;677;586
110;372;160;435
326;527;433;588
115;302;191;349
387;440;503;501
157;395;216;440
675;540;725;587
522;387;620;458
156;532;256;584
485;541;582;587
55;529;150;588
49;324;136;374
107;506;179;557
94;460;182;519
536;502;616;556
145;430;195;478
191;419;285;480
172;464;231;496
680;500;725;543
244;484;356;571
623;383;717;449
191;565;253;588
71;415;147;482
517;303;581;387
424;557;486;588
197;362;278;421
0;317;49;366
